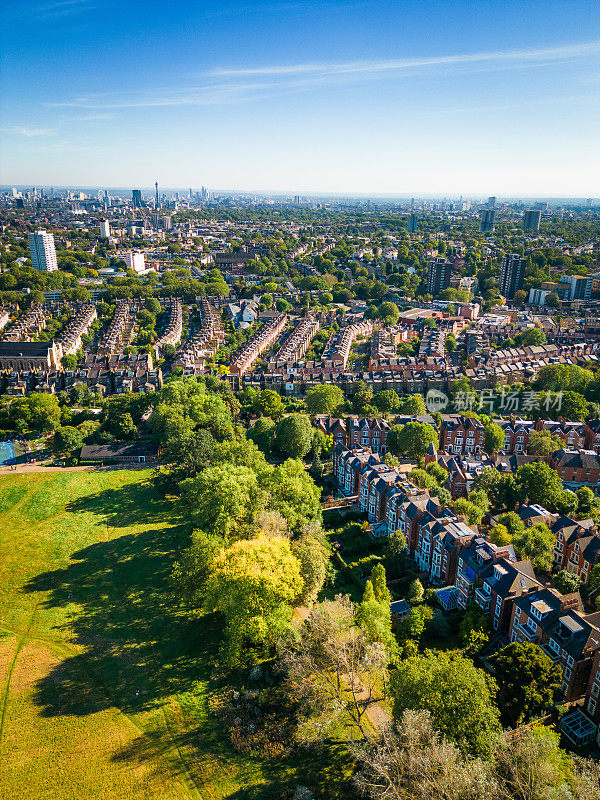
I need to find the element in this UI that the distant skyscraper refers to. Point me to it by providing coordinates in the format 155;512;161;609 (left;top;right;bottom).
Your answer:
523;209;542;232
132;189;142;208
408;213;417;233
427;257;451;296
100;219;110;238
188;188;193;198
479;209;496;233
499;253;524;299
155;181;159;209
28;230;58;272
487;196;496;208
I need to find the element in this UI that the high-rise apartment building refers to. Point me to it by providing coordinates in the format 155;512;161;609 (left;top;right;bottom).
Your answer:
479;209;496;233
560;275;593;301
99;219;110;238
427;257;452;296
408;213;417;233
28;230;58;272
499;253;524;299
132;189;142;208
487;196;496;208
125;251;145;273
523;209;542;232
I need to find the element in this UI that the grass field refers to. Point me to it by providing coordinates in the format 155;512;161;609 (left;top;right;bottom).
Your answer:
0;470;353;800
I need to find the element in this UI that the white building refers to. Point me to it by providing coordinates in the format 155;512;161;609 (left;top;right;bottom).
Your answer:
125;251;145;273
28;230;58;272
100;219;110;238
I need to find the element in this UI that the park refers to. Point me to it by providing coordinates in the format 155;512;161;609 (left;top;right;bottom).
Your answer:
0;469;350;800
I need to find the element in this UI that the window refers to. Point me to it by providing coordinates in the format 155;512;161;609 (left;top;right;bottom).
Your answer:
564;666;572;681
589;698;597;716
567;655;574;667
591;682;599;698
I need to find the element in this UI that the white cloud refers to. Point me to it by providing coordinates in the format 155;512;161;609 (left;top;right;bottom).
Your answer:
43;39;600;111
210;39;600;78
0;126;55;137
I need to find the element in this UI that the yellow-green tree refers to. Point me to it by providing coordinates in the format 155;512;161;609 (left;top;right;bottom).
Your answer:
205;535;303;665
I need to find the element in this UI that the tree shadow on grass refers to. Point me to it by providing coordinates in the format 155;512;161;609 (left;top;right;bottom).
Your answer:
23;480;213;718
65;479;179;529
113;720;357;800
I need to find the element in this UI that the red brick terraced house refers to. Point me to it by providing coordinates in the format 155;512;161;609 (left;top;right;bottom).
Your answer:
549;448;600;489
440;415;486;455
508;587;600;702
535;418;588;449
333;444;376;496
497;417;536;454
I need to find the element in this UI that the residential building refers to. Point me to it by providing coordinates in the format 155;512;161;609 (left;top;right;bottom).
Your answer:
125;251;146;273
560;275;593;301
99;219;110;238
523;209;542;232
440;415;485;455
28;230;58;272
499;253;524;300
508;587;600;702
479;209;496;233
132;189;143;208
427;257;452;296
549;449;600;488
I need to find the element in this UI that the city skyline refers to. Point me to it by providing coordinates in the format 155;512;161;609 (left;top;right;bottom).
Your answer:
1;0;600;194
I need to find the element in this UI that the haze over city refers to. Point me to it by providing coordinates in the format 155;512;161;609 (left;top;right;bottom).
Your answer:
1;0;600;195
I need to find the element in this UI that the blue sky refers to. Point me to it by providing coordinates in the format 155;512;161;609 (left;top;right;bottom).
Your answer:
1;0;599;195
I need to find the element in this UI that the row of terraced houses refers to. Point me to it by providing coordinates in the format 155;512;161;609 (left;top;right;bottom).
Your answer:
333;442;600;745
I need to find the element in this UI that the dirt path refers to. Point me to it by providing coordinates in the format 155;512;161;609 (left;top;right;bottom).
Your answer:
0;463;153;475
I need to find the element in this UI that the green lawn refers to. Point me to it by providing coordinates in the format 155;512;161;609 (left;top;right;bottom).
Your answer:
0;470;354;800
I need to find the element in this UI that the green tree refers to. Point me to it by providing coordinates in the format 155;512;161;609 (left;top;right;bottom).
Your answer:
516;462;563;509
407;578;424;603
275;413;313;459
205;535;302;664
576;486;600;518
553;569;582;595
254;389;285;420
557;391;589;422
398;394;427;416
172;530;223;606
305;384;344;415
291;534;330;605
180;464;263;540
267;459;322;534
513;522;554;572
390;650;501;757
484;421;505;456
493;642;562;725
61;353;78;370
357;577;398;661
496;511;525;538
527;429;563;457
52;425;84;455
247;416;276;454
534;363;593;394
353;381;374;414
377;301;400;326
387;421;438;462
452;498;484;526
489;523;511;546
372;389;400;414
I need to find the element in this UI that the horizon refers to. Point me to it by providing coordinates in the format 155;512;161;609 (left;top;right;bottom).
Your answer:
2;0;600;193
